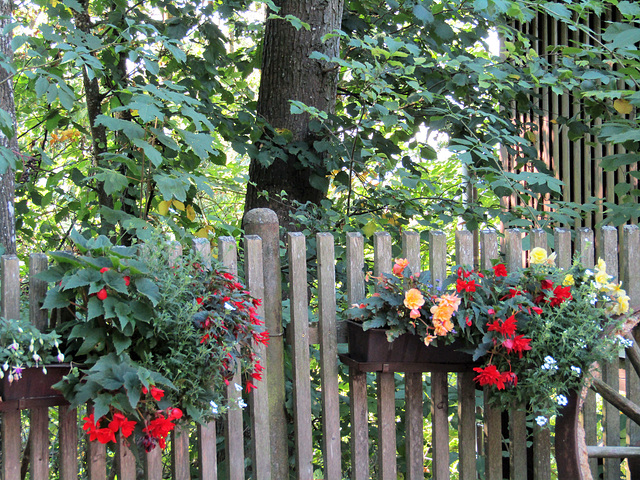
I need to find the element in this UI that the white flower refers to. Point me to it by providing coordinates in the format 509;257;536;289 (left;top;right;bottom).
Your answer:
544;356;556;365
237;398;247;409
536;416;548;426
42;366;47;375
234;383;242;392
2;362;8;371
571;366;581;375
210;401;218;414
32;353;41;363
57;352;65;363
225;302;236;311
8;342;18;351
556;395;568;406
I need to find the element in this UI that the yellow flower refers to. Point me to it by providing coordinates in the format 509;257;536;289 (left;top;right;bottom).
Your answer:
530;247;548;264
545;252;557;266
438;293;461;311
433;318;454;336
596;258;607;273
424;334;436;346
562;274;574;286
430;304;454;322
613;295;630;315
595;270;610;286
404;288;425;310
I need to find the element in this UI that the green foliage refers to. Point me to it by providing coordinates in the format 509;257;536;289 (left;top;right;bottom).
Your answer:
41;230;267;445
0;316;65;382
347;251;630;420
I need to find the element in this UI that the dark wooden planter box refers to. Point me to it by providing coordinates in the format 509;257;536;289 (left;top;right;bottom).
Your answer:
342;320;477;372
0;364;70;411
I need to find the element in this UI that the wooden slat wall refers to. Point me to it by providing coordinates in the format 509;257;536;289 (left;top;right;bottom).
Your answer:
4;225;640;480
503;8;639;230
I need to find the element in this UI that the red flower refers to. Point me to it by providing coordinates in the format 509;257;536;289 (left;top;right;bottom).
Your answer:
109;412;136;438
97;288;108;301
95;427;116;444
540;279;554;290
456;278;476;293
502;288;524;299
532;306;542;315
100;267;110;273
488;314;517;338
124;276;130;286
550;285;572;307
196;297;204;305
142;386;148;395
465;316;472;326
150;387;164;401
457;267;472;278
502;335;532;358
167;408;183;420
493;264;508;277
502;371;518;388
473;365;506;390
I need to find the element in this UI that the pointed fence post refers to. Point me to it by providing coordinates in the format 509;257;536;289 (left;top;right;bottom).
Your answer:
244;208;289;479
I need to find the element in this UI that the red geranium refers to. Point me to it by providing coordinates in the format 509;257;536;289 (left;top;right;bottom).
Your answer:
493;264;508;277
473;365;506;390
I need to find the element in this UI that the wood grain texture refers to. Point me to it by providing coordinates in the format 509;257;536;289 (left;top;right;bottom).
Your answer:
288;233;314;479
143;444;163;480
349;371;369;480
554;228;571;270
58;406;78;480
431;371;450;480
377;372;397;480
29;253;49;331
197;422;218;480
457;372;477;480
245;234;271;480
88;439;107;480
171;425;191;480
317;232;342;480
116;431;137;480
30;407;50;480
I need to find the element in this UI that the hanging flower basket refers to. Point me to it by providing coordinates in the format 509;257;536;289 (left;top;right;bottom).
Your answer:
0;364;70;411
345;320;476;371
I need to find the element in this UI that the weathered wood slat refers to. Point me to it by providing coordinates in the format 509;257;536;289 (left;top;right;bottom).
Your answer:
219;237;245;480
317;232;342;480
403;231;424;480
88;440;107;480
429;231;449;479
587;446;640;458
504;230;527;477
346;232;369;480
455;230;477;480
59;406;78;480
601;227;621;480
288;233;314;479
171;425;191;480
245;235;270;480
29;253;49;331
373;232;396;478
2;255;23;480
143;444;163;480
116;431;136;480
30;407;49;479
192;238;219;480
479;231;502;480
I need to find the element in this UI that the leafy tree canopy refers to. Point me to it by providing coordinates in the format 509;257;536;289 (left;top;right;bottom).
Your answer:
3;0;640;255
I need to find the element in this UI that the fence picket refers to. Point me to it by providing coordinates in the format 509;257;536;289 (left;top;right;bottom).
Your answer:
373;232;397;479
403;231;424;480
456;230;477;480
116;431;136;480
317;232;342;480
601;226;621;480
288;233;314;479
345;232;369;480
2;255;23;480
59;406;78;480
430;231;450;479
88;440;107;480
245;235;271;480
192;238;219;480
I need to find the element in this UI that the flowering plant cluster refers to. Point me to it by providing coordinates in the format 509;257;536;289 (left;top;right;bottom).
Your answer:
0;316;65;385
40;230;267;451
346;247;631;418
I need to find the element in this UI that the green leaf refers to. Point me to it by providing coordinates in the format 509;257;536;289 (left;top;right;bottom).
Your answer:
132;139;163;167
76;328;105;355
92;394;113;420
153;173;189;202
124;371;141;409
87;296;104;320
112;332;132;355
93;169;129;195
135;277;160;306
41;287;70;309
63;268;101;290
179;130;217;160
95;115;145;140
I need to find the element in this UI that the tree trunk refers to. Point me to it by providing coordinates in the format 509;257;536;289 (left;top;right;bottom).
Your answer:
244;0;344;229
0;0;17;255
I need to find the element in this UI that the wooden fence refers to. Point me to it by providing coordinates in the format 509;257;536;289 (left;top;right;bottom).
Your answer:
2;210;640;479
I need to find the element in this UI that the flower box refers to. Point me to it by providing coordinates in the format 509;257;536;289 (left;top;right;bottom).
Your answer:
344;320;477;372
0;364;70;411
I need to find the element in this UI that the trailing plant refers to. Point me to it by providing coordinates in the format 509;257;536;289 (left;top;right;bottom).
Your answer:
346;248;632;419
0;316;65;383
39;230;267;451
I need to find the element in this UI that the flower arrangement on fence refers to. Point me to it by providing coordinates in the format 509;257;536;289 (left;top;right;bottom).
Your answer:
0;316;65;383
40;230;267;451
346;247;632;418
